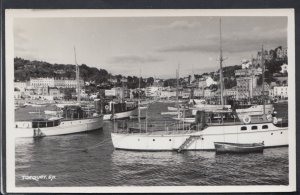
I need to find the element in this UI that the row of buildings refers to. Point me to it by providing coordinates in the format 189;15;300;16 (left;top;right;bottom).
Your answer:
14;77;84;100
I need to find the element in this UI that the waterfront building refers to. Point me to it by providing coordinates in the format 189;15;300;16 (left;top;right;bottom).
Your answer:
224;86;238;99
273;85;288;99
275;46;286;59
160;90;176;99
14;88;23;99
24;86;35;96
236;75;258;99
105;87;129;99
205;76;217;87
35;87;49;96
198;79;207;89
30;77;55;88
14;81;28;92
252;82;270;97
145;86;161;97
235;64;263;99
48;87;62;99
180;89;191;99
280;64;288;74
235;68;262;77
30;77;84;89
204;89;214;97
60;79;84;88
193;88;205;98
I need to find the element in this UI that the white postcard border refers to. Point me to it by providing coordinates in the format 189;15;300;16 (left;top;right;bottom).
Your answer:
5;9;296;193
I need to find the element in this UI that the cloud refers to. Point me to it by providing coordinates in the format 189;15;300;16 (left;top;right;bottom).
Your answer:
108;55;164;64
157;27;287;54
145;20;198;31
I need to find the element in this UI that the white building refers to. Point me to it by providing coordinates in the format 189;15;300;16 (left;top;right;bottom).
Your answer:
14;81;27;92
280;64;288;74
105;87;128;99
273;86;288;98
193;88;205;97
160;90;176;99
205;76;217;87
14;88;23;99
30;77;83;89
145;86;161;97
30;77;55;88
224;87;238;99
241;59;252;69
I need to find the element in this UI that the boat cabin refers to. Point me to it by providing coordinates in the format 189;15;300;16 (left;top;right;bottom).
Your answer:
62;105;94;119
31;118;61;128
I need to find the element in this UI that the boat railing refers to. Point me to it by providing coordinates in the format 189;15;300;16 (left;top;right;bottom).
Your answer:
112;120;202;134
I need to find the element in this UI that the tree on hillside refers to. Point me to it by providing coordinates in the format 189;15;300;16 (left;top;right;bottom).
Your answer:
146;77;154;86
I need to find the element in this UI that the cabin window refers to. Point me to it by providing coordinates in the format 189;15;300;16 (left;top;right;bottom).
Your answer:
169;139;172;141
251;126;258;130
16;125;18;128
241;126;247;131
153;139;155;141
262;125;268;129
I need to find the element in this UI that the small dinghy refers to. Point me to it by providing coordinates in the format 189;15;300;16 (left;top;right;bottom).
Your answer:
214;142;264;154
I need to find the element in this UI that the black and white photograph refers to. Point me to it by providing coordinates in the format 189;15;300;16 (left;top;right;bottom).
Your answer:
4;9;296;193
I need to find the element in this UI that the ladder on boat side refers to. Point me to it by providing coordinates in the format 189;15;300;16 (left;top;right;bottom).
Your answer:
177;135;202;153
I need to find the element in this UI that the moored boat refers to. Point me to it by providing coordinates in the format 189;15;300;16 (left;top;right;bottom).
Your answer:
98;100;138;120
15;105;103;138
111;109;288;151
214;142;264;154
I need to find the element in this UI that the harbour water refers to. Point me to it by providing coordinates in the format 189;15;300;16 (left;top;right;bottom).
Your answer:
15;102;289;186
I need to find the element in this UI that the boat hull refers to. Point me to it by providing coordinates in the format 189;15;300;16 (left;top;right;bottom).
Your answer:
15;116;103;138
103;108;137;120
214;142;264;153
111;123;288;151
168;106;177;111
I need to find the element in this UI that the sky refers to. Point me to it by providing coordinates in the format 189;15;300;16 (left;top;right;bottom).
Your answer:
14;16;287;78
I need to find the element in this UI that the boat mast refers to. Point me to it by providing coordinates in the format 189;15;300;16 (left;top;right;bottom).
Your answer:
138;68;141;126
261;45;265;115
74;47;80;104
176;64;179;113
219;18;224;107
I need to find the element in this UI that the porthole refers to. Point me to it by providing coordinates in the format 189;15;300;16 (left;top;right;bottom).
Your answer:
271;133;273;135
281;132;283;134
251;126;258;130
16;125;18;128
201;138;204;140
241;126;247;131
138;139;140;141
169;139;172;141
153;139;155;141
